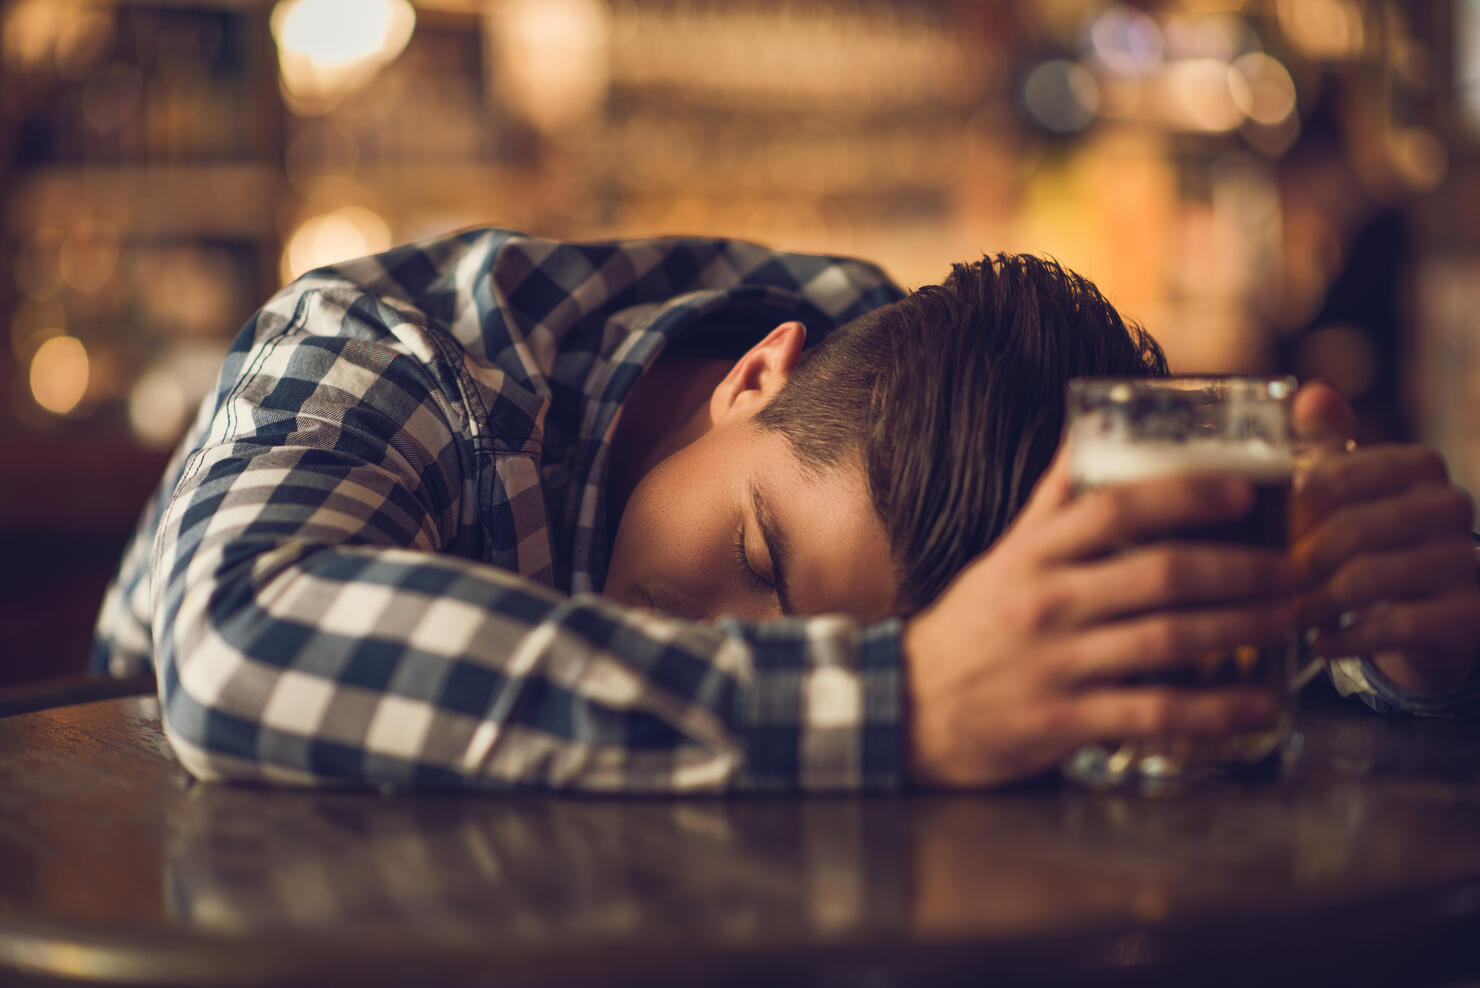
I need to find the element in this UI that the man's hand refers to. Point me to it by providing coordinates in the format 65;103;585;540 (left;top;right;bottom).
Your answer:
901;443;1293;789
1291;382;1480;694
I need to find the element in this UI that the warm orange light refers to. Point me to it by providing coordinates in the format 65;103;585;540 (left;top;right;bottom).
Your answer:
1276;0;1365;61
1230;53;1296;126
281;206;392;283
493;0;612;134
29;334;90;415
1160;58;1245;133
270;0;414;114
58;219;121;294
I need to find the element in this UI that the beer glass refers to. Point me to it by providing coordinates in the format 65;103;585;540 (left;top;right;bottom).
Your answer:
1060;376;1300;788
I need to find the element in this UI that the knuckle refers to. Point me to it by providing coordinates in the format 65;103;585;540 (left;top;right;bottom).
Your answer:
1011;590;1055;634
1006;585;1065;633
1417;448;1450;484
1137;694;1176;734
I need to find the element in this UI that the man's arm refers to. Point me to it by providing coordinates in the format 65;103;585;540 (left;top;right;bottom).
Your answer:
151;289;901;793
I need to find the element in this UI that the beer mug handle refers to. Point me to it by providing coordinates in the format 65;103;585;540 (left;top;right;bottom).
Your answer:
1288;436;1359;693
1290;644;1325;692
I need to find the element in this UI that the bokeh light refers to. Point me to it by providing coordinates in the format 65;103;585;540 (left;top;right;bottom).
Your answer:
493;0;612;135
1391;127;1448;192
29;335;91;416
281;206;392;282
1087;5;1164;78
270;0;415;114
1162;12;1258;63
1161;58;1244;133
2;0;113;77
1277;0;1365;61
128;365;190;449
127;345;223;449
1229;52;1297;126
1023;60;1100;135
58;219;121;295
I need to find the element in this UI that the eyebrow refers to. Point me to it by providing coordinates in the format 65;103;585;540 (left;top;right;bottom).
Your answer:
749;481;796;616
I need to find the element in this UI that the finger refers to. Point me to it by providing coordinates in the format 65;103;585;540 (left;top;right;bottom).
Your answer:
1297;446;1450;518
1040;473;1255;563
1061;686;1278;744
1052;544;1292;628
1291;380;1356;446
1310;589;1480;660
1293;487;1475;587
1299;540;1478;630
1015;435;1076;526
1056;602;1294;686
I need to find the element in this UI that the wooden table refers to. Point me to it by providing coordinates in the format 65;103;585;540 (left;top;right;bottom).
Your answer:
2;693;1478;986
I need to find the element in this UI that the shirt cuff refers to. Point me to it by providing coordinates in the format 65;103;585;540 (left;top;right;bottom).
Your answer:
723;616;905;792
1328;653;1480;719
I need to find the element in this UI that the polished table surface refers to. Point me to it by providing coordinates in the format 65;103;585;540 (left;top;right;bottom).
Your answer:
2;694;1479;986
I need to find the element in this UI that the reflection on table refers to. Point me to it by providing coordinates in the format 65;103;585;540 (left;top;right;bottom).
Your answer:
1;692;1478;985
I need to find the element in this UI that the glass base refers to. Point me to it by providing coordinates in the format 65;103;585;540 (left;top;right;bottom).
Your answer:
1062;717;1295;792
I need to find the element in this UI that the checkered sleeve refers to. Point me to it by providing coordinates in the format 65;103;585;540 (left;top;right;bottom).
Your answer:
151;287;906;793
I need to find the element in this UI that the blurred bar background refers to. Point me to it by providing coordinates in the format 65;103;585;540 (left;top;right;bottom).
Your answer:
1;0;1475;686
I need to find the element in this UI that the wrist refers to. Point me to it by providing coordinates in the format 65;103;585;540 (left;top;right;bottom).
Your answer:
1367;648;1479;698
900;611;955;787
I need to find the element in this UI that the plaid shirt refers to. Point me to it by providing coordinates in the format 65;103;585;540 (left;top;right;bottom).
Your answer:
93;230;1476;793
93;230;904;792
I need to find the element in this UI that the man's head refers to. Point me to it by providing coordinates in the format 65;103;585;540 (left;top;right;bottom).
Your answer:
602;253;1166;621
756;252;1168;613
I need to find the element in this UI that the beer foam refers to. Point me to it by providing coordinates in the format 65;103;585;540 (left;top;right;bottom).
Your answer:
1073;440;1291;486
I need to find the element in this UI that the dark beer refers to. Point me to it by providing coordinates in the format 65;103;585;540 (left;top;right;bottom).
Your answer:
1068;438;1295;780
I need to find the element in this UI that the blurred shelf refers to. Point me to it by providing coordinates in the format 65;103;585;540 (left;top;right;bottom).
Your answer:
6;164;285;238
4;161;541;238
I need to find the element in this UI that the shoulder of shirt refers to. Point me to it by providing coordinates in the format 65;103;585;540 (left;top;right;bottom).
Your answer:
240;227;903;401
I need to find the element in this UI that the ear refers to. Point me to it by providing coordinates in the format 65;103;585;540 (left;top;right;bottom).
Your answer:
708;321;807;425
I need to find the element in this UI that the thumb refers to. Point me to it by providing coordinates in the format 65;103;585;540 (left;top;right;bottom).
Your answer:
1018;435;1076;523
1291;380;1357;446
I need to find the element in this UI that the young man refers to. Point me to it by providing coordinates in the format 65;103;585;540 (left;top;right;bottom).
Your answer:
93;230;1480;791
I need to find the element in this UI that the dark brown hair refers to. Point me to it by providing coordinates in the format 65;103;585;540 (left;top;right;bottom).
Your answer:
755;253;1168;612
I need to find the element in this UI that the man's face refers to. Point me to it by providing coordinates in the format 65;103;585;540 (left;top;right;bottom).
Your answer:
603;416;900;623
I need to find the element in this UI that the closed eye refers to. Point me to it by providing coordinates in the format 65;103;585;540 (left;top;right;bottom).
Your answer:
732;524;773;593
